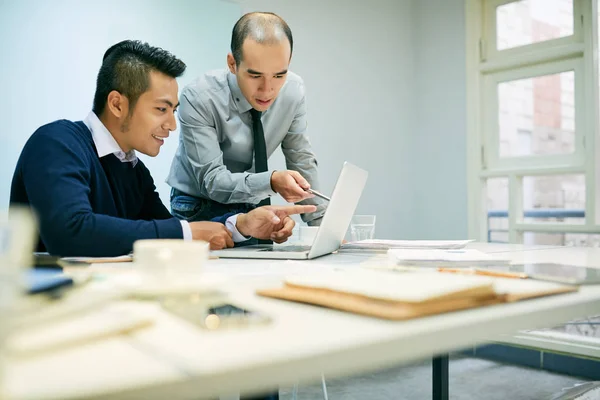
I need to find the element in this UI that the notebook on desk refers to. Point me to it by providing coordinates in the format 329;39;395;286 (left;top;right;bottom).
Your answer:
257;269;578;320
212;162;368;260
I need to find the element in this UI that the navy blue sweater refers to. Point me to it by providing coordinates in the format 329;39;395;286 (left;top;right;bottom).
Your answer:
10;120;227;257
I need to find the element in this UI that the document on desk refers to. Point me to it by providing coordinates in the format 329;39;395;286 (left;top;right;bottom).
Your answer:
7;304;153;357
60;254;133;264
340;239;474;251
387;248;511;267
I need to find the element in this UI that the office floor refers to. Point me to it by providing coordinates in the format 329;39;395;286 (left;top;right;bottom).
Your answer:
279;355;590;400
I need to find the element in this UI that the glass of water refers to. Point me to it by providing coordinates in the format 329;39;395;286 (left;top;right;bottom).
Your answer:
350;215;376;242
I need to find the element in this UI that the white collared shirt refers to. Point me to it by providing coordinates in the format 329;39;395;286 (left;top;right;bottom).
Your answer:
83;111;249;242
84;111;138;167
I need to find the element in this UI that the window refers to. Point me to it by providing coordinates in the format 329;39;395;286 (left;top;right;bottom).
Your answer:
496;0;574;51
469;0;598;245
467;0;600;351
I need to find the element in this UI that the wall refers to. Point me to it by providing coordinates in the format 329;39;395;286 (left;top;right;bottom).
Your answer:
1;0;472;241
237;0;418;239
0;0;241;208
410;0;469;239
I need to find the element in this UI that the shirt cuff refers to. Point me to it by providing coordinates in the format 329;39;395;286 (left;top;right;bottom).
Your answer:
225;214;251;243
247;170;277;198
180;220;192;240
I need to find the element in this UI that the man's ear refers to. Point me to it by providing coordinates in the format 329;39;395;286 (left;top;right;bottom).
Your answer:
106;90;128;119
226;53;237;74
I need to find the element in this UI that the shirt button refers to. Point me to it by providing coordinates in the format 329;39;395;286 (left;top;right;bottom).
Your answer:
236;97;240;102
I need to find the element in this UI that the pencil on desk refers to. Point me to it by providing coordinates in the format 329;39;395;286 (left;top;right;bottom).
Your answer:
437;267;527;279
473;268;528;279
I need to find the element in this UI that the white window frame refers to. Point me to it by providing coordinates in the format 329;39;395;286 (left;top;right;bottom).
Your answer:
483;0;583;62
483;58;585;171
467;0;600;355
467;0;600;243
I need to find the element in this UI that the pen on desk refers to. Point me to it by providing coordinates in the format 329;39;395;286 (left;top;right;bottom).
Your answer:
306;188;331;202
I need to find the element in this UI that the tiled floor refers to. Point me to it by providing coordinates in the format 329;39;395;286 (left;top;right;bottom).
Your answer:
279;355;591;400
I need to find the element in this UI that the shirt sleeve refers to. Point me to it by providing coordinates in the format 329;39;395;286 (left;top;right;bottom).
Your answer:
225;214;251;243
180;220;192;240
178;87;276;204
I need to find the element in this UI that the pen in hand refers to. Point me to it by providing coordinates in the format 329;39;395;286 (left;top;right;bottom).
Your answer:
305;188;331;202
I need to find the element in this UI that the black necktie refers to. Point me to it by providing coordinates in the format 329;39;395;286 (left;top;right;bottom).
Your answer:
250;109;272;245
250;109;271;207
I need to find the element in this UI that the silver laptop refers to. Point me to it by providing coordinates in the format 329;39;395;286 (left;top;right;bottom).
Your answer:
212;162;368;260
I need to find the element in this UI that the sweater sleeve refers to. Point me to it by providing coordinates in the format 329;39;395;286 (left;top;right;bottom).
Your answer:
211;212;236;225
20;127;182;257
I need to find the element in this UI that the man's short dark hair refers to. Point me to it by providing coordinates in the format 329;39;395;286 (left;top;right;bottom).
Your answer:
230;12;293;66
92;40;186;116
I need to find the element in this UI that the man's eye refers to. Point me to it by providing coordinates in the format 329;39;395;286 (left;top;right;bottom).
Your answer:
250;75;261;79
157;107;167;112
274;75;284;79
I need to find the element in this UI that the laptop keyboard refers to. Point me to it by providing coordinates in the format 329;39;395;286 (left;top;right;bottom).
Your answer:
259;245;312;252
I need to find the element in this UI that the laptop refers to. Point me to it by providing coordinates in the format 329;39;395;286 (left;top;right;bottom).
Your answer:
212;162;368;260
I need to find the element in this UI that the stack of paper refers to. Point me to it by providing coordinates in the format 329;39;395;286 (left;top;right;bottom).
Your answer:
8;304;153;357
387;248;511;267
340;239;474;251
60;254;133;264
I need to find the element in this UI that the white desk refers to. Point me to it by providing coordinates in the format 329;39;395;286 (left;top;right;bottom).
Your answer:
5;244;600;400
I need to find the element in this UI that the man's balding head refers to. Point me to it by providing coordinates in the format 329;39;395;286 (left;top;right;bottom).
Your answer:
230;12;293;66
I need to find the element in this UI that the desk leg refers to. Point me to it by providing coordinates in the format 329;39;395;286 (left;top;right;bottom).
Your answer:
432;355;449;400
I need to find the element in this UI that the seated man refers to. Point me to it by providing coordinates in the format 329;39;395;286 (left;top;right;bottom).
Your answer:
9;40;314;257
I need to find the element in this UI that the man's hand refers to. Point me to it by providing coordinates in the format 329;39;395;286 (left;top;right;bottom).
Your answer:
189;221;234;250
270;170;315;203
236;205;317;243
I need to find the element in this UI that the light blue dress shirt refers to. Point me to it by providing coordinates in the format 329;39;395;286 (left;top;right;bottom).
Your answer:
166;70;326;224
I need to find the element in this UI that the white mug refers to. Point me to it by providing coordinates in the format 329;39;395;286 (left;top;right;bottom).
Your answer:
133;239;209;284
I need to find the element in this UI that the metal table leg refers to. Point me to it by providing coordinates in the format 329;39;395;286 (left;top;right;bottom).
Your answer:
432;355;449;400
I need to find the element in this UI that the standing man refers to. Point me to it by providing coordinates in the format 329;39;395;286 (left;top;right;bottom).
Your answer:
167;12;326;229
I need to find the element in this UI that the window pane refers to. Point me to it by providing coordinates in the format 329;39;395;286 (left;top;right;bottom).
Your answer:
496;0;573;51
498;71;575;157
522;174;585;224
486;178;509;243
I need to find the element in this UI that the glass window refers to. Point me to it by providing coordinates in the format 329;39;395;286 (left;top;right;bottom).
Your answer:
486;177;510;243
496;0;574;51
522;174;585;224
498;71;575;157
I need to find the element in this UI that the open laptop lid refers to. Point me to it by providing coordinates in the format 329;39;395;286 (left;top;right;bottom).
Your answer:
307;162;368;259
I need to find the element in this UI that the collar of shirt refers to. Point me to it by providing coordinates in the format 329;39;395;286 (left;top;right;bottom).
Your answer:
83;111;138;167
227;72;254;114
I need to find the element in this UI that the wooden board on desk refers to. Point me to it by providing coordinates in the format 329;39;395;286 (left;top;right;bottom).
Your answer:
258;284;501;320
257;269;579;320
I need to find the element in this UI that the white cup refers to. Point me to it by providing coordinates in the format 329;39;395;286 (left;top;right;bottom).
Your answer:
133;239;209;284
299;226;319;245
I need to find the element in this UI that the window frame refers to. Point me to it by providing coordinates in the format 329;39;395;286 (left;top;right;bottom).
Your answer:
467;0;599;242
